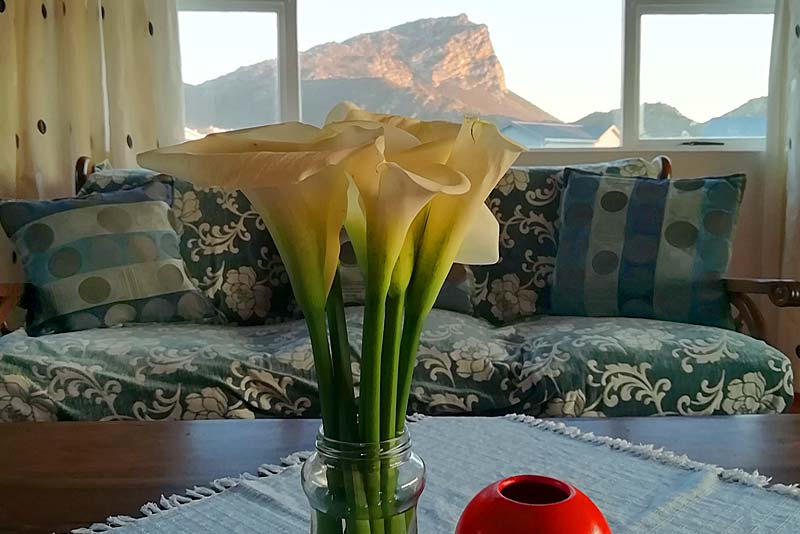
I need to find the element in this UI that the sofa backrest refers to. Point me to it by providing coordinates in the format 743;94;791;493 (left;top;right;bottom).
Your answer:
79;157;667;325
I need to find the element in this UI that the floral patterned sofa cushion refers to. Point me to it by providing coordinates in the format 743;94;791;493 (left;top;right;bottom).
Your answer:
0;310;790;422
79;167;294;324
471;157;666;324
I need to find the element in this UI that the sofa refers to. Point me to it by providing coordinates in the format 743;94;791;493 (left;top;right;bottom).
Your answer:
0;156;795;423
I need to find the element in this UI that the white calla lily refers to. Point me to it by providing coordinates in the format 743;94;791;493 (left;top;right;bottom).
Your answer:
393;118;523;431
138;121;382;443
137;103;522;533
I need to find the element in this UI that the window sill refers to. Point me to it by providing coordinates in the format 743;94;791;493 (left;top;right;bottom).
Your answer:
514;147;766;167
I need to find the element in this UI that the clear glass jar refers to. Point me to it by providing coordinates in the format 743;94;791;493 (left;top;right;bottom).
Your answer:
301;428;426;534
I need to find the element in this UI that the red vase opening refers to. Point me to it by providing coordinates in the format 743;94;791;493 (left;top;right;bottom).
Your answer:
456;475;611;534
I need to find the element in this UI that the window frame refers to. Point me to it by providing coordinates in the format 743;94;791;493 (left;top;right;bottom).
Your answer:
623;0;775;152
177;0;775;153
176;0;300;122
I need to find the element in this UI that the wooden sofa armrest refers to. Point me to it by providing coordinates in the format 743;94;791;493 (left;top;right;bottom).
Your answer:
724;278;800;341
75;156;95;193
725;278;800;307
0;283;23;335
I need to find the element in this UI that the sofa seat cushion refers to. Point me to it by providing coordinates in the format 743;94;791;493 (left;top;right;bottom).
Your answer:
0;311;791;422
504;316;793;417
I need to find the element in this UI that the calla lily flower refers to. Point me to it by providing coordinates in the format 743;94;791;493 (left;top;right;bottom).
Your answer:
138;120;383;443
394;117;524;432
137;104;523;533
325;103;502;268
412;117;524;295
324;104;523;440
324;108;472;442
138;121;381;311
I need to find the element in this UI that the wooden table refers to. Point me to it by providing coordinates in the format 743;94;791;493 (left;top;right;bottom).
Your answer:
2;415;800;534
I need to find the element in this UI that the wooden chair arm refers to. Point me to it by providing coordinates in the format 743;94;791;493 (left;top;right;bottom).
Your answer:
725;278;800;307
0;283;23;335
75;156;95;193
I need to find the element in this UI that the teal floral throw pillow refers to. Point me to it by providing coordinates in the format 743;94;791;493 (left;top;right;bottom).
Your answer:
0;182;217;336
551;169;746;328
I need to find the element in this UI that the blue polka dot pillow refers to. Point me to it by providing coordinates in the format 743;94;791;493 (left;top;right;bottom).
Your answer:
0;182;218;336
551;169;746;329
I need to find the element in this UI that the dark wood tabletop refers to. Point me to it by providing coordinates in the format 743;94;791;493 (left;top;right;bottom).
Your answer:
2;415;800;534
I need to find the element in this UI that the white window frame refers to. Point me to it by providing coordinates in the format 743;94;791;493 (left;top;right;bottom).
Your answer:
623;0;775;152
176;0;775;153
176;0;300;122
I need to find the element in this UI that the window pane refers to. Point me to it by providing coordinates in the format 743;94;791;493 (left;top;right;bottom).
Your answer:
297;0;623;149
639;14;773;140
178;11;279;140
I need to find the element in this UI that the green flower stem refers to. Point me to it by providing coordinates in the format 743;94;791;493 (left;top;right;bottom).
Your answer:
359;282;388;443
360;287;387;534
326;270;372;534
404;508;416;530
379;291;404;440
326;270;358;443
306;307;350;534
394;312;426;435
306;308;339;440
386;225;420;437
313;511;342;534
387;514;408;534
360;259;391;534
379;291;405;533
394;265;445;434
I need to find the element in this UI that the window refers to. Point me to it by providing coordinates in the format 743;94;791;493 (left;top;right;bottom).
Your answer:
178;0;775;151
297;0;623;150
625;0;775;149
176;0;298;140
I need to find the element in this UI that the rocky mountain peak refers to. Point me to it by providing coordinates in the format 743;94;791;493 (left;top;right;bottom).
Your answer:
185;15;559;129
301;14;507;94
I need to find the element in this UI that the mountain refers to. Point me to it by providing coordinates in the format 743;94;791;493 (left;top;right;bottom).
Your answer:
572;109;622;138
573;98;767;139
700;97;767;137
573;103;699;138
184;14;558;129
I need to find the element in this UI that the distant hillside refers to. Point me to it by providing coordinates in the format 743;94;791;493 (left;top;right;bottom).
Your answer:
701;97;767;137
185;14;558;128
573;97;767;139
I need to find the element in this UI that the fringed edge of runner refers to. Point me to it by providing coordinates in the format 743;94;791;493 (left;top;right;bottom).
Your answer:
503;414;800;499
70;451;313;533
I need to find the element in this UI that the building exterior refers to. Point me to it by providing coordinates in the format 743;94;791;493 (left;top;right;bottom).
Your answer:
500;122;621;149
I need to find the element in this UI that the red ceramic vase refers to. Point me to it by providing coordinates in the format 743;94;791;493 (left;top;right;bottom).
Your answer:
456;475;611;534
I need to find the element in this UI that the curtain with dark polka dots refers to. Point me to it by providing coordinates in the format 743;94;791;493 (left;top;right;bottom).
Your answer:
102;0;183;171
769;1;800;375
0;0;183;201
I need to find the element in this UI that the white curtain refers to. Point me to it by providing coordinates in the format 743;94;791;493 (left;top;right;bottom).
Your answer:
767;0;800;385
0;0;184;285
0;0;184;201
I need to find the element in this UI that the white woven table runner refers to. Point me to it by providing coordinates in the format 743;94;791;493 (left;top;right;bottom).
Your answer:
74;415;800;533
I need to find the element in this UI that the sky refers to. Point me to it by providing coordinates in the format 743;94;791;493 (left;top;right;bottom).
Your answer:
178;1;773;123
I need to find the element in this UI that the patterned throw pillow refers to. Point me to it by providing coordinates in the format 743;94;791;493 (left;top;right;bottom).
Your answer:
0;182;218;336
471;157;666;324
551;169;746;329
79;169;293;325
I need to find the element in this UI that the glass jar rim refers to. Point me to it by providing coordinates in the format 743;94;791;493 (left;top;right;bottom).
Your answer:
315;426;412;460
